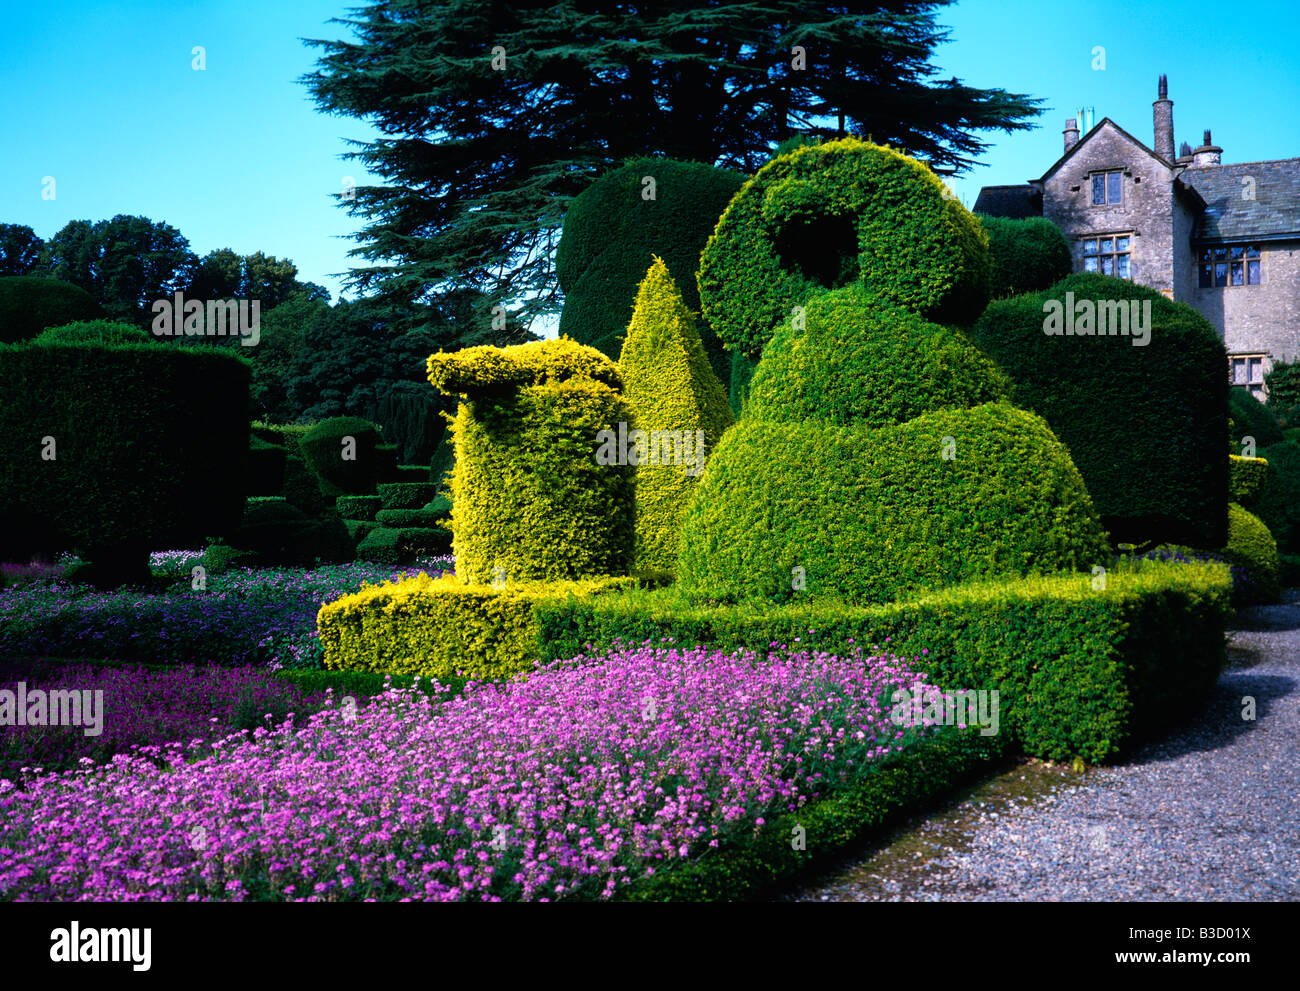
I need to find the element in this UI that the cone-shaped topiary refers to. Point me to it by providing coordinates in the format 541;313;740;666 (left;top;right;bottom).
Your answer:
618;258;733;575
556;156;745;386
745;285;1011;427
697;138;992;360
428;338;634;584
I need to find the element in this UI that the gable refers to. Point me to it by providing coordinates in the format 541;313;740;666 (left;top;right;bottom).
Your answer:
1036;118;1173;185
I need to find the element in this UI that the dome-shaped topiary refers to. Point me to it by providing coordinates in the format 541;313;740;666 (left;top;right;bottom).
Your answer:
619;258;733;575
299;416;382;497
1223;501;1280;604
34;320;151;346
977;216;1072;299
675;402;1109;604
745;284;1011;427
0;276;104;344
556;156;745;385
697;138;992;360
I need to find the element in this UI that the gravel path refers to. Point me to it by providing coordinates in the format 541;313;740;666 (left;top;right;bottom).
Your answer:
784;592;1300;901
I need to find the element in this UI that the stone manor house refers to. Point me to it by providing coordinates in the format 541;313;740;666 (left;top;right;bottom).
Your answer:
975;75;1300;401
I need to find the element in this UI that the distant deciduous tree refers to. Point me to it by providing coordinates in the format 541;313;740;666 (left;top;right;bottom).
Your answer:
0;224;45;277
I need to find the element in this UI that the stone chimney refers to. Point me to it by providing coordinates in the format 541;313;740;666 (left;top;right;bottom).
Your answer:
1192;129;1223;167
1063;117;1080;152
1153;73;1175;162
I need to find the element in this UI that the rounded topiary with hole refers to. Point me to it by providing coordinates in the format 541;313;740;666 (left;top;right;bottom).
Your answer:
697;138;992;360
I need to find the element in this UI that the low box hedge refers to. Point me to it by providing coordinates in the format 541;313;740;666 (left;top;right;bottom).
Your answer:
336;494;382;521
374;508;447;529
354;525;451;563
534;560;1232;763
378;482;439;510
1230;454;1269;505
318;573;636;680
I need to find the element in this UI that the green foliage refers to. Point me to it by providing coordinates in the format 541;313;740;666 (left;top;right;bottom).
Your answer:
304;2;1041;327
336;495;382;521
1254;441;1300;553
225;497;352;566
1229;387;1284;449
318;572;635;679
1222;502;1280;605
1263;357;1300;414
378;482;439;510
374;508;449;529
728;351;757;419
970;274;1229;547
698;138;992;359
618;259;733;574
299;417;381;497
375;380;447;464
0;338;249;584
201;543;259;574
281;451;330;516
0;277;103;344
0;224;44;277
1229;455;1269;506
675;403;1109;604
354;525;450;563
429;339;635;583
32;320;149;346
38;215;197;326
536;560;1233;763
344;519;379;544
745;285;1010;427
976;215;1072;298
187;248;307;312
556;157;745;384
244;293;330;423
246;437;287;496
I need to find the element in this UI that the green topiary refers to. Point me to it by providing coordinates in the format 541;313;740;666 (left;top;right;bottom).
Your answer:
745;285;1011;427
1254;441;1300;553
299;416;381;497
1229;455;1269;506
976;216;1072;299
698;137;992;360
428;338;634;584
336;494;382;521
970;273;1229;547
0;336;249;585
355;525;451;563
33;320;151;346
618;259;733;575
556;156;746;386
675;403;1110;604
378;482;439;510
246;436;287;496
1223;502;1280;604
281;450;330;516
0;276;104;344
201;543;258;574
1229;387;1284;450
374;508;449;529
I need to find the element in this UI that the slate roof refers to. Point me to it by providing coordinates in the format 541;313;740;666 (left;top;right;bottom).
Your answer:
1179;159;1300;241
972;184;1042;219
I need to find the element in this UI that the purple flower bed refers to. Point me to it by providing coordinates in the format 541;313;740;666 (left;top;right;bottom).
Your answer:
0;642;939;902
0;662;330;783
0;558;455;669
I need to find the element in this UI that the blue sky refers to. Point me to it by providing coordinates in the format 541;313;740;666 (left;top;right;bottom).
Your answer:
2;0;1297;308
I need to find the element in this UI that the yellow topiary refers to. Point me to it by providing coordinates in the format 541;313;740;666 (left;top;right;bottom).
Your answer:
318;572;635;679
618;258;733;575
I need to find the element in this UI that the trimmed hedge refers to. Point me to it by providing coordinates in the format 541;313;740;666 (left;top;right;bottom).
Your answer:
227;497;353;566
970;273;1229;547
0;276;103;344
374;508;449;529
535;560;1233;763
1222;502;1280;605
299;416;381;497
977;215;1072;299
0;337;249;584
698;137;992;359
344;519;379;544
1230;387;1284;450
618;726;1006;901
318;573;635;679
395;464;428;482
34;320;150;346
618;258;733;574
1229;455;1269;506
1255;440;1300;553
354;525;450;563
429;339;635;584
246;436;286;496
378;482;439;510
675;403;1110;605
556;156;745;385
745;285;1010;427
336;494;382;521
281;450;330;516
